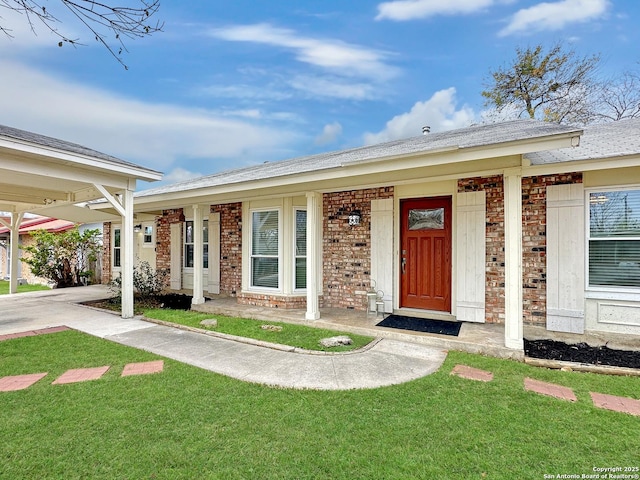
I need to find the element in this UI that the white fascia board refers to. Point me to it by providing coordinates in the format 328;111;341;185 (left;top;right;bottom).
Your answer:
523;153;640;177
0;138;162;182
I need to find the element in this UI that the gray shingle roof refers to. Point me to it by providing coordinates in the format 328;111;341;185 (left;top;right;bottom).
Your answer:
525;118;640;165
0;124;160;175
138;119;580;197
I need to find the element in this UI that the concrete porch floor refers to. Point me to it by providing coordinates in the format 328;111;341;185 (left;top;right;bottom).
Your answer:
191;296;523;360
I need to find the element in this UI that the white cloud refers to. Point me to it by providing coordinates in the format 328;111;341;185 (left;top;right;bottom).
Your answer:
288;75;379;100
208;23;398;81
0;59;301;173
198;84;292;101
499;0;610;36
376;0;497;21
315;122;343;145
363;88;476;144
162;167;203;184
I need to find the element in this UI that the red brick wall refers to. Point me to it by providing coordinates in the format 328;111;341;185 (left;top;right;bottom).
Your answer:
521;173;583;325
212;203;242;296
459;173;584;326
156;209;184;286
458;176;505;324
322;187;394;310
238;292;307;309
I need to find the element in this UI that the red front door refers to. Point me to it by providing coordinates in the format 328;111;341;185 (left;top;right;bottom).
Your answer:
400;197;452;312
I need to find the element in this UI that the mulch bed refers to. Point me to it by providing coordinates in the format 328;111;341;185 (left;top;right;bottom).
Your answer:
85;293;193;313
524;338;640;369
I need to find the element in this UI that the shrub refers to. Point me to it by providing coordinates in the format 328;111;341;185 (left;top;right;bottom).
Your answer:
21;227;101;288
110;261;168;303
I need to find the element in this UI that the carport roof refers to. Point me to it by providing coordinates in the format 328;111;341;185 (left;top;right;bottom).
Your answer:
0;124;161;177
0;124;162;222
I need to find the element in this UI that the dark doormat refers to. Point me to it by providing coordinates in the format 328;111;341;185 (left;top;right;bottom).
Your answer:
376;314;461;336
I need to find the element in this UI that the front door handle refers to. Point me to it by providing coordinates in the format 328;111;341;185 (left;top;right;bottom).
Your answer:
401;257;406;274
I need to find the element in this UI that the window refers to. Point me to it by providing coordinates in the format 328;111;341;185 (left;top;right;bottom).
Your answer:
251;210;279;288
184;220;209;269
113;227;121;268
143;225;153;245
588;189;640;288
295;209;307;289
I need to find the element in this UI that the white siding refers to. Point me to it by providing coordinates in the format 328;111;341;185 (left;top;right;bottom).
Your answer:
456;191;486;322
546;183;585;333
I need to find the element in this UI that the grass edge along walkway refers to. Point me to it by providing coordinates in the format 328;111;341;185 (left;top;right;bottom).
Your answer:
0;329;638;479
142;308;375;353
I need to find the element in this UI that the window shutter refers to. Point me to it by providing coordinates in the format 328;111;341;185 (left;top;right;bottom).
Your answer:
371;198;393;312
547;183;585;333
455;191;486;322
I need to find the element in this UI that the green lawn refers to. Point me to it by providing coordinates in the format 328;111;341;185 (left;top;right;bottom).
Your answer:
0;280;50;295
143;308;374;352
0;330;637;479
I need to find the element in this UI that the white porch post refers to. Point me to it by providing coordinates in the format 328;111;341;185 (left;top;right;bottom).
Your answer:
9;212;24;294
305;192;322;320
93;182;135;318
192;204;205;306
503;169;524;350
121;187;135;318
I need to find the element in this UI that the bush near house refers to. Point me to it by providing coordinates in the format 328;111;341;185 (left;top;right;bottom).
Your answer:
109;261;169;304
21;227;101;288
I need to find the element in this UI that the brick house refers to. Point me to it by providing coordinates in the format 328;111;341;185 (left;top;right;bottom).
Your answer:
99;119;640;350
0;216;76;285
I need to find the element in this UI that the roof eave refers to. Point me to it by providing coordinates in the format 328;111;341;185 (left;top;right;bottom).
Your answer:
0;137;163;183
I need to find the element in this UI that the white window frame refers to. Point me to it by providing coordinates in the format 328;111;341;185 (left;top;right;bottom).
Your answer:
586;185;640;295
112;225;122;270
183;219;209;271
293;208;307;292
250;208;281;291
142;223;154;248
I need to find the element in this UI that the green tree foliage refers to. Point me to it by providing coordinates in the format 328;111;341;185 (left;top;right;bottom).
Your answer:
482;43;601;125
21;227;101;288
0;0;162;68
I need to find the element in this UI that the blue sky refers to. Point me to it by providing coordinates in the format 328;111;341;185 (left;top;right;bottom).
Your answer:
0;0;637;189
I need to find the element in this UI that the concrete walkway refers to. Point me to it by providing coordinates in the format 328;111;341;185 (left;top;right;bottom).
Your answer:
0;286;447;390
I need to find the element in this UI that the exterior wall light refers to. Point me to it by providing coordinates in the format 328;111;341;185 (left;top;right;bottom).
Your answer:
348;210;361;226
133;224;142;233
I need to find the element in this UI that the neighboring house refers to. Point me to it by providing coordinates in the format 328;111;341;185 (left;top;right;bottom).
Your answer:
99;118;640;349
0;215;77;284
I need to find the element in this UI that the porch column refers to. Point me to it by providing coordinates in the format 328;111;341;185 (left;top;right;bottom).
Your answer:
192;204;205;306
503;169;524;350
93;182;135;318
121;187;135;318
8;212;24;294
305;192;322;320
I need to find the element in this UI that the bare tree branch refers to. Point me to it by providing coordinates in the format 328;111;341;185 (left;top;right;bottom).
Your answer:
0;0;163;69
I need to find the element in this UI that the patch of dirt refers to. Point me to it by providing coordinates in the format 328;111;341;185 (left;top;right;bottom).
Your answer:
524;338;640;369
